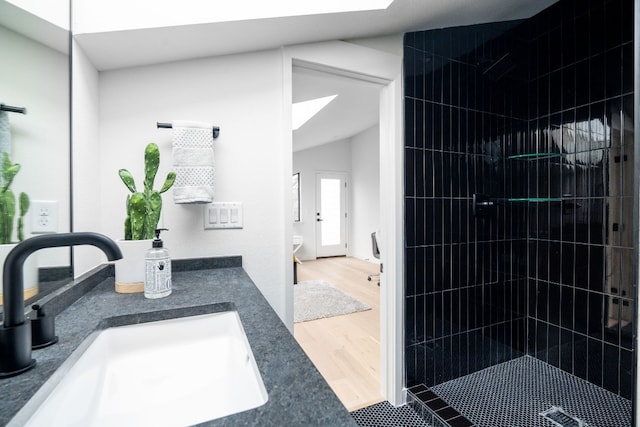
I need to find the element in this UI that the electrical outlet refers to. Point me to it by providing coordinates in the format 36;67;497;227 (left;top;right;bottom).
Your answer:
31;200;58;233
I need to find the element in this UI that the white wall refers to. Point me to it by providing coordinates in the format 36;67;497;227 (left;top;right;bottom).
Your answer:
0;24;70;267
94;50;288;322
350;125;380;261
292;138;351;260
72;41;105;274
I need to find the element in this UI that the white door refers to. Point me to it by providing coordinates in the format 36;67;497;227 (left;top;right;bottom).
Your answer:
315;172;347;258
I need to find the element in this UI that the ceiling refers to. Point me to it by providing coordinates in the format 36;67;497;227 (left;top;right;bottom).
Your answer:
292;67;382;152
73;0;558;152
74;0;558;71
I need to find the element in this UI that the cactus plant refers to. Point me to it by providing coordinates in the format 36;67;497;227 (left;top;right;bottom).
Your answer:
119;143;176;240
0;153;29;244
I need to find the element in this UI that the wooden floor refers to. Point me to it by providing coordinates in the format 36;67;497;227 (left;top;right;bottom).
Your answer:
293;256;384;411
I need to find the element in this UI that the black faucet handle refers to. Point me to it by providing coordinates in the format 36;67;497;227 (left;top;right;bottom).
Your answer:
31;304;58;350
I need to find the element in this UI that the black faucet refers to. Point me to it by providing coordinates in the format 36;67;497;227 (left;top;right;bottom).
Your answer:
0;232;122;378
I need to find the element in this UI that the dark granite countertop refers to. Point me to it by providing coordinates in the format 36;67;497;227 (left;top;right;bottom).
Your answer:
0;259;357;426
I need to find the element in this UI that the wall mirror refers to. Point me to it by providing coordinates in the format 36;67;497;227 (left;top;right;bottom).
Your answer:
0;0;72;309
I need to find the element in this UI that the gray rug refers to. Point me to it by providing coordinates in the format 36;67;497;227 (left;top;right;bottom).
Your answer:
294;280;371;323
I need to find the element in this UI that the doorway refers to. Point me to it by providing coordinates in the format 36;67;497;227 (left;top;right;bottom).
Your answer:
315;172;348;258
283;40;404;407
291;66;382;410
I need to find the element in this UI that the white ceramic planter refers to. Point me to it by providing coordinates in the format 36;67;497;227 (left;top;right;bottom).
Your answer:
115;239;152;293
0;243;38;305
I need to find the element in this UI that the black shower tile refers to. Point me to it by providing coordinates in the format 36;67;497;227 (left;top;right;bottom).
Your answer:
605;0;624;49
605;47;623;99
621;0;633;44
589;6;607;56
574;13;590;61
574;59;590;107
406;297;417;345
587;337;603;387
535;321;548;361
436;405;461;421
405;197;416;247
574;289;589;335
405;149;415;196
619;348;633;399
622;43;633;94
588;246;605;292
406;248;416;296
561;286;574;329
425;294;435;340
590;53;606;102
587;292;604;340
416;295;425;343
603;297;620;346
548;283;561;325
448;415;474;427
547;324;561;367
573;334;588;380
560;327;573;372
415;100;425;149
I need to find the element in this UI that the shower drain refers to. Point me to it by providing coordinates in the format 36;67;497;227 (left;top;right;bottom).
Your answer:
540;406;586;427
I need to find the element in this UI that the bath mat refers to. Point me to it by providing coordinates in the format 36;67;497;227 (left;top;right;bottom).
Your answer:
294;280;370;323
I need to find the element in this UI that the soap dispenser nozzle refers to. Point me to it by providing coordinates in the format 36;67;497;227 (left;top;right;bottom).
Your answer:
154;228;168;239
153;228;168;248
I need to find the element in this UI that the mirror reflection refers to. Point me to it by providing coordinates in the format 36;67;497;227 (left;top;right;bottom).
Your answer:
0;0;72;308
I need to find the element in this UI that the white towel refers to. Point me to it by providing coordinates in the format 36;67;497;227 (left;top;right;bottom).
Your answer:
171;120;215;204
0;109;12;187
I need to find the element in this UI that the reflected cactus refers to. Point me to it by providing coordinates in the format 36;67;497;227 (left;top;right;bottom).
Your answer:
0;153;29;244
119;143;176;240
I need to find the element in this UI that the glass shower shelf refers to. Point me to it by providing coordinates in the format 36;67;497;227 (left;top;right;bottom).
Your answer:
506;153;565;160
505;197;563;203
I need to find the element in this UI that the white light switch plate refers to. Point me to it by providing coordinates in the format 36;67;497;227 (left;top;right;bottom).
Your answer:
204;202;243;229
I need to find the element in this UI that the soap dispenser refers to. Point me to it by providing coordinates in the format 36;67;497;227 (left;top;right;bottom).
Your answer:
144;228;171;299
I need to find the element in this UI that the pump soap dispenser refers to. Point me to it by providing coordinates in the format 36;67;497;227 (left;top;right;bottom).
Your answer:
144;228;171;299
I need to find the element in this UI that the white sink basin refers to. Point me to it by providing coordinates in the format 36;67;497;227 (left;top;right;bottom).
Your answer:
13;310;268;427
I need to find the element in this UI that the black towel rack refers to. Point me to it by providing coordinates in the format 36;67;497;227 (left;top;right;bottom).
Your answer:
157;122;220;139
0;104;26;114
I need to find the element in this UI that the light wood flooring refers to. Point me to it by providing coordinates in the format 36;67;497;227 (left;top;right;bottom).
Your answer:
293;256;384;412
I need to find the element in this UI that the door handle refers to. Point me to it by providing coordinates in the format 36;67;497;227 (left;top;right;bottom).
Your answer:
317;218;323;222
316;212;323;222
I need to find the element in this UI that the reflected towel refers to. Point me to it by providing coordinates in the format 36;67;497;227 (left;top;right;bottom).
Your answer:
172;120;215;204
0;110;11;156
0;110;11;186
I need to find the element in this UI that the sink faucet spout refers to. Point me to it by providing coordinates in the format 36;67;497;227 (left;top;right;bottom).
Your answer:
0;232;122;378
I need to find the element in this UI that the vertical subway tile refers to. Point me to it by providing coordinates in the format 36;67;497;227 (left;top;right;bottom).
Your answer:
403;0;634;398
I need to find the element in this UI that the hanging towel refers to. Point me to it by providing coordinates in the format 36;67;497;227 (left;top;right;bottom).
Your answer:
0;109;12;186
171;120;215;204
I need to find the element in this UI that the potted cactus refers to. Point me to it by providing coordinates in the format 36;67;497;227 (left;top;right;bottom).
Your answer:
115;143;175;293
0;153;29;244
0;153;38;304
